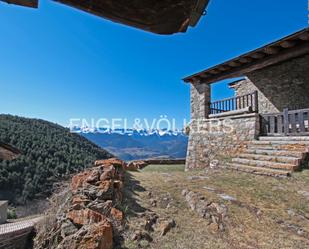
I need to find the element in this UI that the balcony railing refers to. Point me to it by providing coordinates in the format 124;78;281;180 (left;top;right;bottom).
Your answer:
210;91;258;115
261;108;309;136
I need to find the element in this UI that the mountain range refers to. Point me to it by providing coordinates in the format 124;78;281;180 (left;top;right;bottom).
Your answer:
72;127;188;161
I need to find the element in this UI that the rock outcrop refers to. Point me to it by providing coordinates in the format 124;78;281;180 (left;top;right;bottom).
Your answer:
34;158;126;249
182;189;228;232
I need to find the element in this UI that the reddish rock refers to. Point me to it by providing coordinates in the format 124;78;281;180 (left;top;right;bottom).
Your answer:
67;208;105;226
71;171;92;192
78;219;113;249
95;158;126;168
71;195;90;210
100;166;116;181
110;208;124;221
125;160;148;171
96;180;114;200
72;196;90;206
125;162;139;171
98;180;113;191
37;157;125;249
159;219;176;236
86;169;100;183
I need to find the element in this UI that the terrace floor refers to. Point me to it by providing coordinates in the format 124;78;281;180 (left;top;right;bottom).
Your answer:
122;165;309;249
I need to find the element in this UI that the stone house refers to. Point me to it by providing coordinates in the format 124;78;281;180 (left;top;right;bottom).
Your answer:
183;28;309;176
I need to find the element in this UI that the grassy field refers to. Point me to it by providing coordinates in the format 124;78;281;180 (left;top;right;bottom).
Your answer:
121;164;309;249
141;164;185;172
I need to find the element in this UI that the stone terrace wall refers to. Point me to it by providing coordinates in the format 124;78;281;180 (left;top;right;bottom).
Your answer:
232;54;309;114
186;113;259;170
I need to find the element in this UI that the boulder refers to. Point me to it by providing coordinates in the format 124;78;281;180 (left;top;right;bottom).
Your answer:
60;220;78;238
183;189;227;232
100;166;116;181
67;208;106;226
95;158;126;169
126;160;149;171
86;169;100;183
78;219;113;249
159;218;176;236
87;200;113;216
72;195;90;210
96;181;114;200
71;171;93;192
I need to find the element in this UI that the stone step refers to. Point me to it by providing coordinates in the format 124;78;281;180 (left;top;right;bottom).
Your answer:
244;149;304;159
226;163;291;177
231;158;298;171
259;136;309;141
247;143;309;152
238;153;301;164
251;140;309;145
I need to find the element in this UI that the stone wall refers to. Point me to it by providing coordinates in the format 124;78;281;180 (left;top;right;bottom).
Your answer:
185;113;260;170
231;54;309;114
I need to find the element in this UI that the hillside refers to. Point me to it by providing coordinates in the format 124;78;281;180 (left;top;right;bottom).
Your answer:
0;115;112;204
79;128;188;160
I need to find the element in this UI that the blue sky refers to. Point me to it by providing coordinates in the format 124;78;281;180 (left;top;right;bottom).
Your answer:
0;0;307;128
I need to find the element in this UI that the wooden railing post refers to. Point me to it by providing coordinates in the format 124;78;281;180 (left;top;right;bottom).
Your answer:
254;90;259;113
283;108;289;135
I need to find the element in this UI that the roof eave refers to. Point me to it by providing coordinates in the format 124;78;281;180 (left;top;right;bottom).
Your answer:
184;27;309;84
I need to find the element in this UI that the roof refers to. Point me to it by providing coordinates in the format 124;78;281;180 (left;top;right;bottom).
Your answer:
1;0;210;35
184;27;309;84
228;78;247;88
0;0;37;7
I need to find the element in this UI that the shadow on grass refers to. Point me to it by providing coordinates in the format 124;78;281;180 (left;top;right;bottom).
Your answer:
300;153;309;171
114;172;149;249
122;171;148;217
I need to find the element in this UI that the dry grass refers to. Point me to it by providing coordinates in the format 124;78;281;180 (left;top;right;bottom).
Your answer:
122;165;309;249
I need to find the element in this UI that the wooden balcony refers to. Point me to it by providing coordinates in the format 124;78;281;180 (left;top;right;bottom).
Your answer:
210;91;258;116
261;108;309;136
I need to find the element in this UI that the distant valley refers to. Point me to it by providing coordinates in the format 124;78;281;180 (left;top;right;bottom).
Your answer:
74;128;188;161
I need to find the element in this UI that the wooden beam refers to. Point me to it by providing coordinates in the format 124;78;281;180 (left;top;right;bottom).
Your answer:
218;65;230;71
209;69;220;74
239;57;253;63
196;43;309;84
299;32;309;41
264;46;280;55
280;41;296;48
1;0;38;8
228;61;241;67
250;52;266;59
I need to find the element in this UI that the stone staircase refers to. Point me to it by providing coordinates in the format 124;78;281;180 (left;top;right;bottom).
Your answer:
226;136;309;177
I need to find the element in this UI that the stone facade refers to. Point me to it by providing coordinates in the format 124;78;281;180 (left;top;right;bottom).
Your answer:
231;54;309;114
191;83;211;119
186;113;260;170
